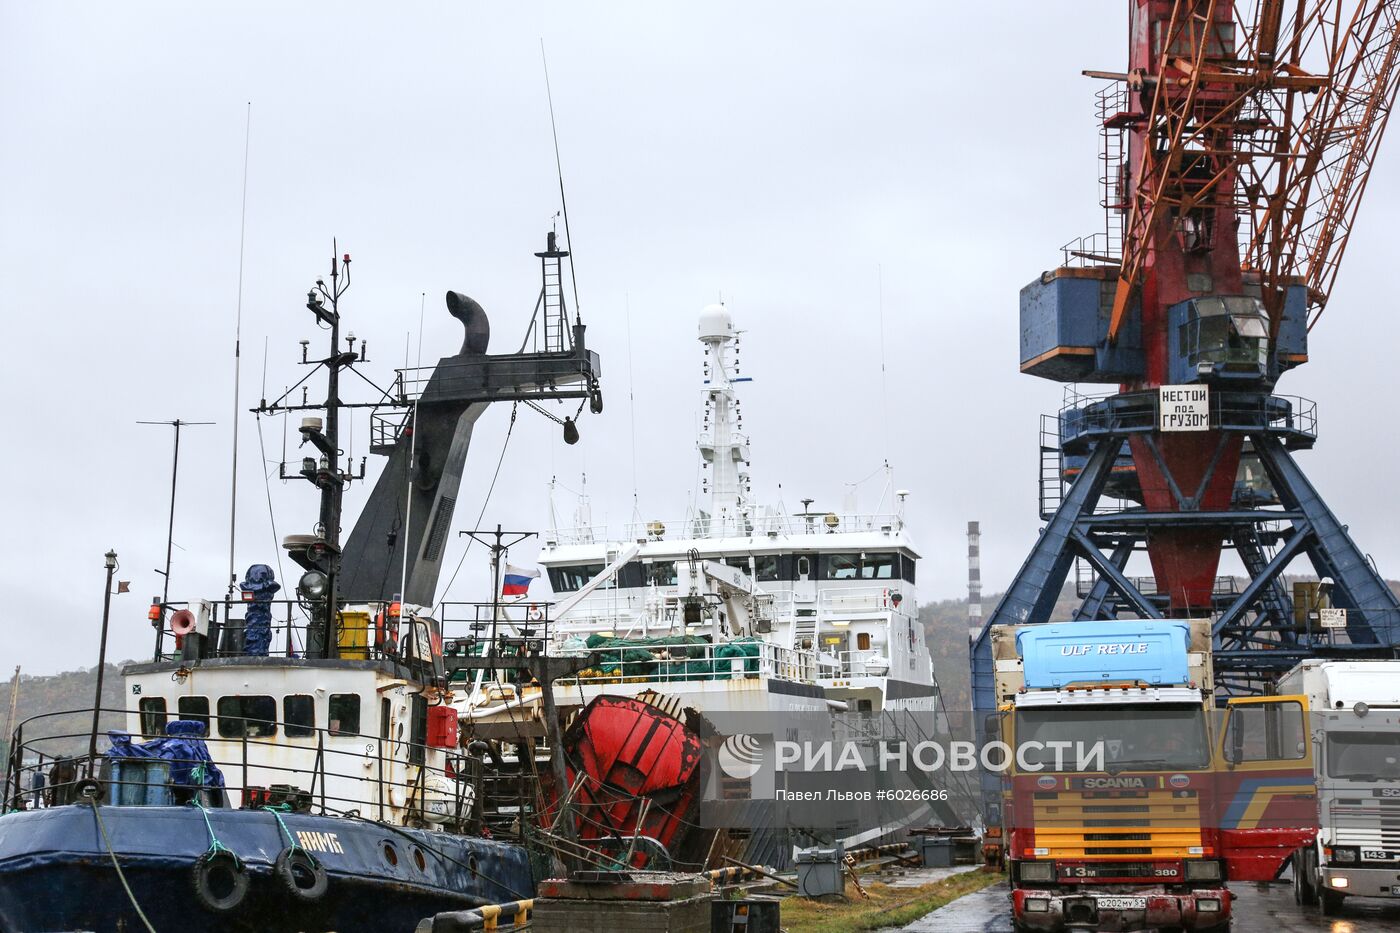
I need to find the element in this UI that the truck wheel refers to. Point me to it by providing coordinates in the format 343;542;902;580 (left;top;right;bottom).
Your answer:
1320;889;1344;916
1292;850;1317;906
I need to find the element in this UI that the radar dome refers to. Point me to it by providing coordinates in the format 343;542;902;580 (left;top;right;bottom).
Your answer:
698;304;734;341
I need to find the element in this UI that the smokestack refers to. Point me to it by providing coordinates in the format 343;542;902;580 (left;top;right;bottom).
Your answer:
967;521;982;641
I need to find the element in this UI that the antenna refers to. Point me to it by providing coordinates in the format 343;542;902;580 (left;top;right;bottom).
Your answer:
625;291;639;508
138;418;214;655
227;101;252;596
540;39;582;319
877;263;890;465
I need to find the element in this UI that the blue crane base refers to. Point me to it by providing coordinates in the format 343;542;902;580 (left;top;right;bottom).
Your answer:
970;388;1400;718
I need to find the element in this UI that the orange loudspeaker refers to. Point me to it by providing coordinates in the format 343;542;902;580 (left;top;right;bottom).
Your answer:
170;609;197;637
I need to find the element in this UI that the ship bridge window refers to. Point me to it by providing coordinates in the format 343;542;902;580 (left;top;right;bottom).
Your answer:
725;555;782;581
822;553;899;580
283;695;315;738
645;561;678;587
138;697;168;738
548;564;606;592
825;554;860;579
329;693;361;736
177;696;210;733
216;695;278;739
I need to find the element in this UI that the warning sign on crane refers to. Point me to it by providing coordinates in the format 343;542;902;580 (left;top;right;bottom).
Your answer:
1158;386;1209;432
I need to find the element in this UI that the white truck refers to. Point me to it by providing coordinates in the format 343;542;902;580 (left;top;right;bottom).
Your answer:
1281;659;1400;915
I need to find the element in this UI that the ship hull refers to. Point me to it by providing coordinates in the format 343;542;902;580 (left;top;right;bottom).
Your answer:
0;805;533;933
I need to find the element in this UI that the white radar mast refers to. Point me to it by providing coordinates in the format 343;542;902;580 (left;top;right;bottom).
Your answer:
696;304;753;537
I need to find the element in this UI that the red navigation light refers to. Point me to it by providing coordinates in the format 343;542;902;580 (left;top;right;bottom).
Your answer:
342;253;351;264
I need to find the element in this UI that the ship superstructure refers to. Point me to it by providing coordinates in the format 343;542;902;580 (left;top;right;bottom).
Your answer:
534;305;937;716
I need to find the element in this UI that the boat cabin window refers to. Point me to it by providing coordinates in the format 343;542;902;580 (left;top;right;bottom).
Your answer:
283;695;316;738
823;553;900;580
548;564;606;592
724;555;782;581
856;632;871;651
178;696;210;733
216;695;278;738
138;697;168;738
645;561;678;587
826;554;860;579
329;693;361;736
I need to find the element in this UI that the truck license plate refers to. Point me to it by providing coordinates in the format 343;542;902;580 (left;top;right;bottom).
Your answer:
1098;897;1147;911
1363;849;1393;861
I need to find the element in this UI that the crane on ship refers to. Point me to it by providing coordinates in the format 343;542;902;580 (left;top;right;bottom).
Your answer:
972;0;1400;716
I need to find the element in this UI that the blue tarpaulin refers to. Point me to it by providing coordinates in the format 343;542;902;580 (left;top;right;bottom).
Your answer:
106;719;225;789
240;563;280;657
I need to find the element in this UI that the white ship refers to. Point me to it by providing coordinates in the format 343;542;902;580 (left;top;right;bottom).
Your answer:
463;304;939;721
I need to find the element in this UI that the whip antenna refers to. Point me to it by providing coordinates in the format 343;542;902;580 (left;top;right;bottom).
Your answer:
227;101;252;594
540;40;581;318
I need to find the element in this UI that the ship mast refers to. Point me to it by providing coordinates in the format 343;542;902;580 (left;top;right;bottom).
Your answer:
256;247;366;659
696;305;752;538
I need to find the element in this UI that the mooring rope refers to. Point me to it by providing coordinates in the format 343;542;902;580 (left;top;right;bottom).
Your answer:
88;797;158;933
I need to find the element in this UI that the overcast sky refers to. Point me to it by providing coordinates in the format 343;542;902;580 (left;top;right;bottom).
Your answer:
4;2;1400;675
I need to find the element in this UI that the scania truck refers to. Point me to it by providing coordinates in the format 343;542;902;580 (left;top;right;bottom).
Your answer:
1278;659;1400;915
991;619;1316;932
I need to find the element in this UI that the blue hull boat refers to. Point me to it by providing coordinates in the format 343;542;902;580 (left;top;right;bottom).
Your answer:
0;805;534;932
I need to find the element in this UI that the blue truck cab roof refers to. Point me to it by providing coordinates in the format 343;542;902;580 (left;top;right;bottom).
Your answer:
1017;621;1192;689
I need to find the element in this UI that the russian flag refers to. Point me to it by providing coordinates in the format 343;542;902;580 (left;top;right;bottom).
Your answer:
501;564;540;597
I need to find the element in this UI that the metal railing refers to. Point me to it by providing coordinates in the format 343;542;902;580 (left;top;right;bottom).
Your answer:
562;640;822;686
819;587;901;613
147;599;557;671
3;706;500;837
548;511;908;546
1057;390;1318;447
827;649;891;678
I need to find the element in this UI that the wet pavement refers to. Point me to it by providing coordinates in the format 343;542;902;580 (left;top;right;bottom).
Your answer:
895;870;1400;932
873;862;982;889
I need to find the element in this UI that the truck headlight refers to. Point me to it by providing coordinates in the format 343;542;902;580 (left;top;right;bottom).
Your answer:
1197;898;1221;912
1330;846;1359;864
1019;861;1054;882
1185;859;1222;881
1024;897;1051;913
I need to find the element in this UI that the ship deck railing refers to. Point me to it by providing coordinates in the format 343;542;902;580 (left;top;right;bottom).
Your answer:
819;586;903;614
144;598;560;672
545;511;907;547
549;639;825;687
825;648;893;679
2;705;515;838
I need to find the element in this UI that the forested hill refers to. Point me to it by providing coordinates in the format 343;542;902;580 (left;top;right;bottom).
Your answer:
0;663;127;761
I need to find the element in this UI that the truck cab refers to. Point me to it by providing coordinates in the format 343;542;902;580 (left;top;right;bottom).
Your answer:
1277;659;1400;915
993;620;1230;932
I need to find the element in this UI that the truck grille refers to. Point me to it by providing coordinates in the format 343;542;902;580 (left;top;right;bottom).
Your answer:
1330;800;1400;849
1031;791;1202;858
1061;862;1167;878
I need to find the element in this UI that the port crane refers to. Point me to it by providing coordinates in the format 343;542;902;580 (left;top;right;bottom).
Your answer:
973;0;1400;712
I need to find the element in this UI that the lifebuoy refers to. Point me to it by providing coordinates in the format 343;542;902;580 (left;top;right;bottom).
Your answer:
275;846;328;901
191;849;249;913
526;604;543;622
